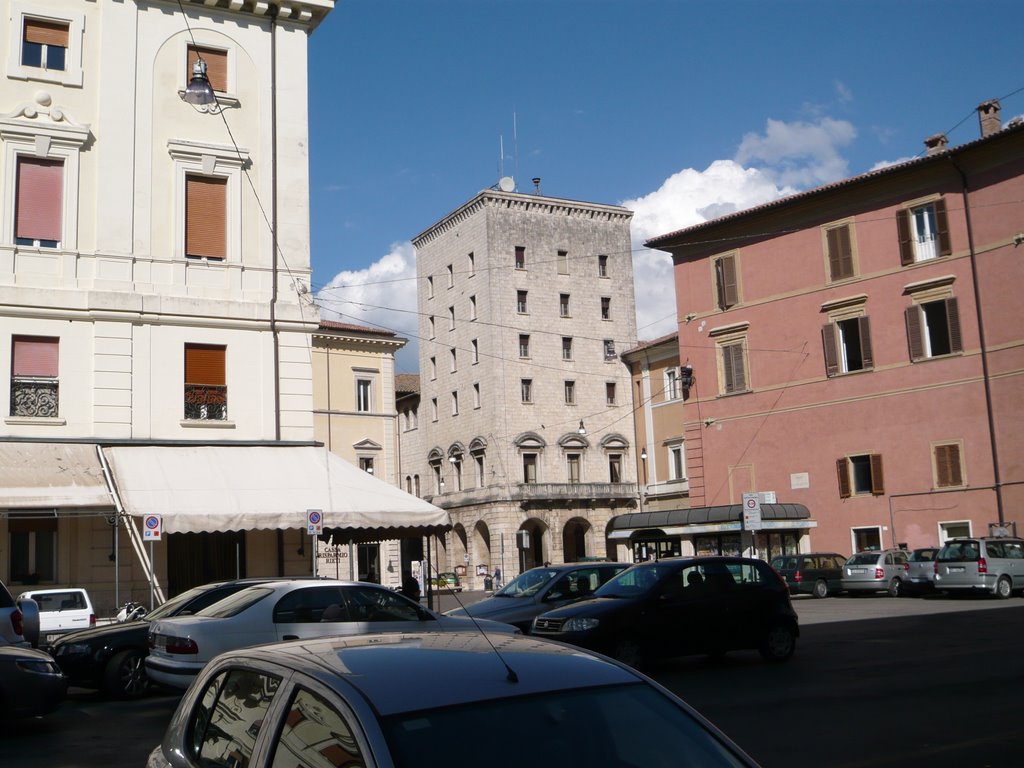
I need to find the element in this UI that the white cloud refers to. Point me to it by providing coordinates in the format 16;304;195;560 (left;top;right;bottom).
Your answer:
735;117;856;187
316;241;422;370
869;156;915;172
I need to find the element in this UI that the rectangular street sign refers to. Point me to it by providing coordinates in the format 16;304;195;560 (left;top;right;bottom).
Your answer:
742;492;762;531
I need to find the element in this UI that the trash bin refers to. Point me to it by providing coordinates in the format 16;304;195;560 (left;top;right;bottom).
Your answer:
484;576;493;591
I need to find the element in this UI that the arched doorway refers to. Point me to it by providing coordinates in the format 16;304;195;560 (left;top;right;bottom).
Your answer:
520;518;548;572
562;517;592;562
472;520;491;589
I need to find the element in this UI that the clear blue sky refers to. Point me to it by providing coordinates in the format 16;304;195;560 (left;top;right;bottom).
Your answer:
306;0;1024;371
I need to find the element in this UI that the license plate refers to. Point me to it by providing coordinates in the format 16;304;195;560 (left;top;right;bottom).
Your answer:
850;568;866;574
44;633;62;644
949;566;965;573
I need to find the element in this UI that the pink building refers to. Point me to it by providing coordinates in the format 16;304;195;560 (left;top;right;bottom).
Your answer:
644;101;1023;559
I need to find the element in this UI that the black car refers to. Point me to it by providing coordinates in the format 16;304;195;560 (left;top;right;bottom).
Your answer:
45;577;316;698
444;561;629;632
770;552;847;598
532;557;799;668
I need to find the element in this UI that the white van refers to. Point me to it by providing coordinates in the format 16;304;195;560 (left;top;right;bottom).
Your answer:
18;588;95;641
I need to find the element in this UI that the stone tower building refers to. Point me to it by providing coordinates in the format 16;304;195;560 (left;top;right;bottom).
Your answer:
401;185;639;587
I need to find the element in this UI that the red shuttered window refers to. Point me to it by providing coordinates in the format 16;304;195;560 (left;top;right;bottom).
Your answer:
12;336;59;377
185;175;227;259
16;158;63;245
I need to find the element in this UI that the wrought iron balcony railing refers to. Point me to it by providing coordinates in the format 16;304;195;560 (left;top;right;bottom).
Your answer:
11;377;59;418
184;384;228;420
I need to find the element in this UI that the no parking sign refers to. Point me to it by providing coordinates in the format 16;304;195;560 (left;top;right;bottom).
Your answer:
307;508;323;535
144;515;163;540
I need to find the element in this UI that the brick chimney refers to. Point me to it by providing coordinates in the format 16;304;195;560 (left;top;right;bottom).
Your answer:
977;99;1002;138
924;133;949;155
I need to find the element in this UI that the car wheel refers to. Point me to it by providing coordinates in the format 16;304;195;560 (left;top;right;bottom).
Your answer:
888;578;903;598
612;640;645;670
995;576;1012;600
759;624;796;663
813;579;829;599
103;649;148;699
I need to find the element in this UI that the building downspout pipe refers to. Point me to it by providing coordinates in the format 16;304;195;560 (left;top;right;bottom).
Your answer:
269;3;281;441
949;156;1004;524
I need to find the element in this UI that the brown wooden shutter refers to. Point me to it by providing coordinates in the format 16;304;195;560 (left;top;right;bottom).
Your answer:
836;458;851;499
905;306;924;361
935;444;963;487
187;46;228;93
821;324;838;377
858;316;874;369
12;336;59;377
723;342;746;393
897;209;914;266
16;157;63;242
827;225;853;280
870;454;885;495
185;344;226;386
934;198;952;257
24;18;69;47
720;255;738;308
945;297;963;353
186;175;227;259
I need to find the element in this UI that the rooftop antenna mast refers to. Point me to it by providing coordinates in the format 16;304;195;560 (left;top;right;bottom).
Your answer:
513;111;519;192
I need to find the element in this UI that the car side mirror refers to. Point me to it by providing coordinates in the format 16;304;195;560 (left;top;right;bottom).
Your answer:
18;597;40;648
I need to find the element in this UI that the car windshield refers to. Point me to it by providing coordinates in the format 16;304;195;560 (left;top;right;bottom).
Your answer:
195;587;273;618
493;569;558;598
382;682;748;768
846;553;881;566
937;541;980;562
145;585;215;621
594;563;667;598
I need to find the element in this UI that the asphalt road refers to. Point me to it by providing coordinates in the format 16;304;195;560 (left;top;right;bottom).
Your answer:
3;593;1022;768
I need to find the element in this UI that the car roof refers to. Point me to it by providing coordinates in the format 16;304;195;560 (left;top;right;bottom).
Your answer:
17;587;90;596
227;631;639;715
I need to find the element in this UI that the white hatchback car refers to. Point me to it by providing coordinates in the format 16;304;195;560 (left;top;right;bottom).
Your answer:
18;588;95;642
145;580;518;689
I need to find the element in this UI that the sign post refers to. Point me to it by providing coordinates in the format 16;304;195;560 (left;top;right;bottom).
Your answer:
307;509;323;577
143;516;162;610
742;493;762;559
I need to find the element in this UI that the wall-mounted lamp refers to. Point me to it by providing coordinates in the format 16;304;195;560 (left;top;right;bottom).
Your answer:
640;449;647;461
448;455;458;463
703;418;716;428
577;420;587;436
679;364;694;390
684;312;698;323
181;58;216;106
1014;232;1024;247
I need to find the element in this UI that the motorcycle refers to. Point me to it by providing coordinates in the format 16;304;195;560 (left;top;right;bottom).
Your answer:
116;600;148;623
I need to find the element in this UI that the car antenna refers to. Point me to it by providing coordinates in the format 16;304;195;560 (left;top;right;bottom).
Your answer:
428;563;518;683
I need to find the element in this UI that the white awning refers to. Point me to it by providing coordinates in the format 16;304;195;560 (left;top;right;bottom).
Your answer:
102;445;449;536
0;442;114;509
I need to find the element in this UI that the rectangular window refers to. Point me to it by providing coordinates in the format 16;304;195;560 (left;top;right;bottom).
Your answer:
448;306;455;330
468;252;475;275
427;276;434;298
567;453;581;484
837;454;884;497
184;343;227;420
471;339;479;364
521;378;533;404
356;378;372;412
473;383;481;409
451;391;459;416
10;336;59;417
824;223;855;281
934;443;964;488
598;254;608;277
560;293;570;317
564;380;576;404
822;317;873;376
720;340;748;394
665;368;680;400
429;356;436;380
906;298;962;361
557;250;569;275
515;246;526;269
22;18;68;71
451;459;462;491
562;337;573;361
428;316;435;338
523;453;537;483
431;397;438;422
517;290;528;314
601;297;611;320
470;295;477;320
450;348;457;372
608;454;622;483
603;340;616;360
15;157;63;247
519;334;530;358
9;516;57;584
185;175;227;259
446;264;454;288
475;454;485;486
898;200;951;265
187;45;228;93
669;445;686;481
606;382;616;405
358;457;374;474
714;254;739;310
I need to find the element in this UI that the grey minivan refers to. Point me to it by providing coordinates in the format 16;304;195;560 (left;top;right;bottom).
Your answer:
933;537;1024;598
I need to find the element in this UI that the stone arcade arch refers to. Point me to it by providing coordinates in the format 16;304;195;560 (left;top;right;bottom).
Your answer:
562;516;593;562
